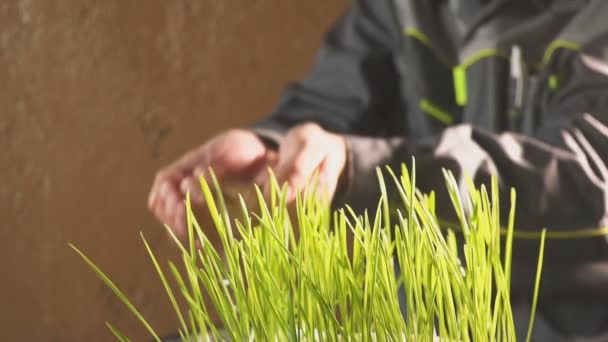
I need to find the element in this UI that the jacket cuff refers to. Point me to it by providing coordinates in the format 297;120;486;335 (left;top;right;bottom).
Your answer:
250;127;285;150
333;135;401;214
249;116;294;150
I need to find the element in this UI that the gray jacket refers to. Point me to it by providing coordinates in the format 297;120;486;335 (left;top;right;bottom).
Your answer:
254;0;608;339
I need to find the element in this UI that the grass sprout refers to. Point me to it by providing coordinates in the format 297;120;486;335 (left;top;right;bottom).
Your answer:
72;162;546;341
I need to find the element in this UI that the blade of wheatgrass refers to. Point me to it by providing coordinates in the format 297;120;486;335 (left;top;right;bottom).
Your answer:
343;206;366;253
227;236;251;331
195;264;239;340
442;169;470;235
247;268;276;338
177;330;187;342
180;257;215;339
196;247;243;340
178;284;210;333
374;235;397;312
184;198;227;324
178;228;206;331
185;192;196;260
504;188;516;291
238;243;265;336
395;220;415;337
440;170;474;289
286;279;298;342
106;322;131;342
164;223;190;259
237;194;252;236
209;170;237;243
199;173;229;247
377;238;405;335
434;274;451;340
267;167;279;211
186;310;199;342
187;201;212;254
376;168;391;233
491;255;512;339
525;228;547;342
253;215;298;263
278;178;295;249
184;210;218;338
69;244;161;342
403;160;417;337
252;259;291;335
217;236;248;332
294;195;307;339
438;172;466;339
167;262;215;339
490;290;502;339
360;211;375;336
239;255;265;340
140;233;190;339
252;187;275;234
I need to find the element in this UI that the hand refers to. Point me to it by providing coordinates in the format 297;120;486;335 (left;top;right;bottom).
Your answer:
259;123;347;203
148;129;273;238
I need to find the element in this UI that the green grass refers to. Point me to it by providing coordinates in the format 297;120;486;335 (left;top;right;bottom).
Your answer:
71;162;546;341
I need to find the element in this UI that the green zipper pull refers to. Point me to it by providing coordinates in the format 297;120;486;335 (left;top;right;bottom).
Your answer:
548;74;560;90
453;65;468;106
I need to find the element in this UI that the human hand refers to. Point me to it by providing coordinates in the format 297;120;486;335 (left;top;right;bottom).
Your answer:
257;122;347;204
148;129;274;238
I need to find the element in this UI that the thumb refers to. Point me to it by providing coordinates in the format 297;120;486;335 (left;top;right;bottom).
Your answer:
274;141;326;201
252;150;278;195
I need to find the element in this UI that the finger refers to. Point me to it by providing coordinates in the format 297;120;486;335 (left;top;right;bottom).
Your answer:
151;180;184;229
163;191;179;222
164;191;184;235
147;186;157;210
263;150;279;180
180;176;204;204
195;149;277;200
170;137;236;181
265;149;279;165
254;169;270;198
193;165;242;202
208;133;268;176
151;195;166;226
148;181;162;212
159;198;186;241
316;136;347;203
192;167;213;192
202;147;264;182
275;144;325;201
172;204;187;240
251;150;278;194
315;156;343;203
148;167;184;212
149;181;177;223
192;163;241;189
172;144;211;172
193;166;206;178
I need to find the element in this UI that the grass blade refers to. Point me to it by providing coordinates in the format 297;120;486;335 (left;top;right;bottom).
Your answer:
69;244;160;341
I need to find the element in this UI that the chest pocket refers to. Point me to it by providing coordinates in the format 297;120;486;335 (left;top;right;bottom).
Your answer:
453;6;579;134
395;31;458;140
392;0;590;136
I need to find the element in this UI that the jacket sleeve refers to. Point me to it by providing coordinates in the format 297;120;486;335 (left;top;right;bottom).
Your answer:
251;0;403;145
338;54;608;293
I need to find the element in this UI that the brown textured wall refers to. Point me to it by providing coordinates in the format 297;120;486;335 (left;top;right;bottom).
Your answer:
0;0;347;340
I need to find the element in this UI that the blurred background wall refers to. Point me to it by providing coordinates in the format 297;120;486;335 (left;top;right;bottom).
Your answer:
0;0;347;340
